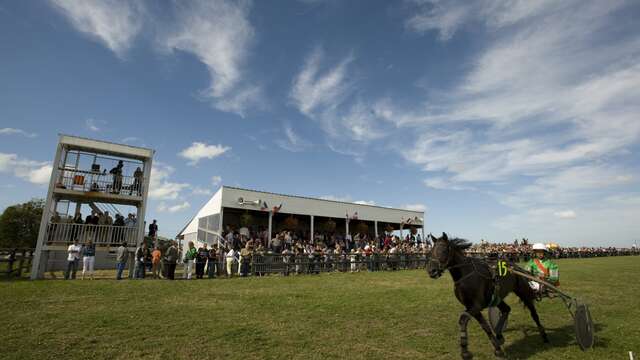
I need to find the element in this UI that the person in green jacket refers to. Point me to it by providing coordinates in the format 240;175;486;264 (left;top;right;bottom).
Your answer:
183;241;198;280
527;243;559;293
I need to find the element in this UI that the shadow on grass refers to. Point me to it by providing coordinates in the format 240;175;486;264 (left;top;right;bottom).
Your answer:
504;322;607;359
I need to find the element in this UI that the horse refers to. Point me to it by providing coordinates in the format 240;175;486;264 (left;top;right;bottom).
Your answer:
427;232;549;359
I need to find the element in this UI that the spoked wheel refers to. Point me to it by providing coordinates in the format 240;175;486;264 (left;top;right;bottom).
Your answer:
574;303;595;350
488;306;508;334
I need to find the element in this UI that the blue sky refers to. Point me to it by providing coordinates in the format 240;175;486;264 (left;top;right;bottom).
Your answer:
1;0;639;246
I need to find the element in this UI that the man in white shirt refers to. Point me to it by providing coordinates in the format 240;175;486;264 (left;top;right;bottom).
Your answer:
226;248;236;277
65;239;82;280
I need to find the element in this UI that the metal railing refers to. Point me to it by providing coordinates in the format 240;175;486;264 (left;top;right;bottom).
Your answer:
57;168;144;197
45;222;138;245
197;253;429;277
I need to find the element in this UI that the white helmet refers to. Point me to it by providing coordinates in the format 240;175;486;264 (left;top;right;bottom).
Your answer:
532;243;547;251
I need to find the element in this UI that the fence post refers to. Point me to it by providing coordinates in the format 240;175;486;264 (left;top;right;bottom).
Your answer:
7;250;16;279
16;249;26;278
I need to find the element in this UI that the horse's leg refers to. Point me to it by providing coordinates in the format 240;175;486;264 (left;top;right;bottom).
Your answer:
470;310;506;358
494;301;511;345
458;311;473;360
524;300;549;343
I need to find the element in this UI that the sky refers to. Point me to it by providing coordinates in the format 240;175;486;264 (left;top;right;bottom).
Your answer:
1;0;639;247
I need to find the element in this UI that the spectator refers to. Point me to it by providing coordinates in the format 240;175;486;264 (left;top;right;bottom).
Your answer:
134;242;149;279
110;160;124;194
149;219;158;240
71;212;83;241
99;211;113;226
65;239;82;279
164;241;178;280
183;241;197;280
115;242;128;280
81;239;96;280
239;244;252;277
207;244;218;279
124;213;136;227
151;246;162;279
132;167;143;196
195;243;209;279
226;247;236;277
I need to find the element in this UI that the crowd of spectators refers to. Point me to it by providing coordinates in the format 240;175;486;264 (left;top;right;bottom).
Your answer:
62;224;639;280
468;238;639;262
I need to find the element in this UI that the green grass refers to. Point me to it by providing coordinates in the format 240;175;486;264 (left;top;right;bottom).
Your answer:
1;257;639;359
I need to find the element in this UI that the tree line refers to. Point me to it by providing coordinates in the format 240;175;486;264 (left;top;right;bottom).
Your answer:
0;199;44;248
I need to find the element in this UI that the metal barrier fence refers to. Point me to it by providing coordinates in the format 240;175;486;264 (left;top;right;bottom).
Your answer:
58;168;143;196
205;253;430;277
0;249;33;280
45;222;138;246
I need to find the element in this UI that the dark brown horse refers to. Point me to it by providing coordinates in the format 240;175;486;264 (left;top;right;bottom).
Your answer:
427;233;549;359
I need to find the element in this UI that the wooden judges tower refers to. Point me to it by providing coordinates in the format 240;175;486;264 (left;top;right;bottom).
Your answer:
30;135;154;279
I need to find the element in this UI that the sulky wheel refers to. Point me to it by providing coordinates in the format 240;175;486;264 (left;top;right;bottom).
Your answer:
574;303;595;350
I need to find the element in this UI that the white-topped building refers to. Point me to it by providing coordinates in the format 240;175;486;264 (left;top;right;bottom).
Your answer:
178;186;425;246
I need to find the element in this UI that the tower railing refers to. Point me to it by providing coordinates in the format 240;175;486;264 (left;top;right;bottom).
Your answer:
56;168;144;197
45;222;138;246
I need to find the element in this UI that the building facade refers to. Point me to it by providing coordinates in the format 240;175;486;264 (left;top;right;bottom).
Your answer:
178;186;425;247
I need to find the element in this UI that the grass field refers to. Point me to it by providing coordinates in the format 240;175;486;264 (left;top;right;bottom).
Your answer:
1;256;639;360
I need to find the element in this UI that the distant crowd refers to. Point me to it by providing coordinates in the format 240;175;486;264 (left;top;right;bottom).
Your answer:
468;238;639;262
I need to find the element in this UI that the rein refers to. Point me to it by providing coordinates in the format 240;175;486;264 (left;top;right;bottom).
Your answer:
430;244;492;286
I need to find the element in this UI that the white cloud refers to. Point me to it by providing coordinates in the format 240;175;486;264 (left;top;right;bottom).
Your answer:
211;176;222;186
320;195;377;206
402;203;427;212
320;195;352;202
290;46;353;117
423;177;473;191
164;0;260;116
192;187;213;196
405;0;568;41
49;0;144;58
276;125;311;152
396;1;640;187
0;128;37;138
148;162;189;200
554;210;576;219
289;48;391;152
0;153;51;185
157;201;190;213
85;118;105;132
179;142;230;165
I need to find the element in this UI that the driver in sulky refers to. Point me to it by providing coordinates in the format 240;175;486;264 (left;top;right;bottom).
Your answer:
527;243;559;294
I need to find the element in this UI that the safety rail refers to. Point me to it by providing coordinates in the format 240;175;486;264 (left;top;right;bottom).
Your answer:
45;222;138;245
197;253;429;277
0;249;34;280
56;168;144;197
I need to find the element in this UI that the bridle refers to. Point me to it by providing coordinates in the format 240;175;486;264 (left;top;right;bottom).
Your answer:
428;240;491;285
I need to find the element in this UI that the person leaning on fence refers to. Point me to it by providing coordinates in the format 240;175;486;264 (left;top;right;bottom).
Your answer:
164;241;178;280
183;241;197;280
239;244;252;277
195;243;208;279
132;167;143;196
81;239;96;280
65;238;82;280
115;242;128;280
109;160;124;194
